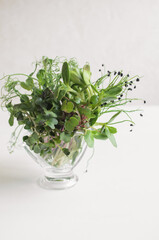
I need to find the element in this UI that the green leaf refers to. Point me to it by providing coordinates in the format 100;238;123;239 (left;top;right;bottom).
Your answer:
104;86;122;96
90;95;99;104
83;64;91;85
107;126;117;134
105;127;117;147
60;132;71;143
20;94;29;103
44;109;57;118
34;144;41;154
89;109;99;126
62;62;70;85
94;133;108;140
62;148;70;156
31;132;39;141
61;100;74;113
16;111;24;121
74;97;81;104
36;69;45;85
107;111;122;124
35;97;43;105
27;133;39;145
46;118;58;129
23;135;29;142
70;69;82;85
79;107;93;118
94;74;108;88
8;114;14;126
20;82;32;91
64;117;79;132
84;130;94;148
26;77;34;88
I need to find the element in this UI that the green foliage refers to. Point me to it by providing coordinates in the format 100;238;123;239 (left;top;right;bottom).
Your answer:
60;132;71;143
9;114;14;126
61;100;74;113
46;118;58;129
84;130;94;148
62;62;70;85
0;56;142;160
64;117;79;132
105;127;117;148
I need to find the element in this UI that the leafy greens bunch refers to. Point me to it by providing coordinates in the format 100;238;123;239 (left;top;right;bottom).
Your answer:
0;57;142;158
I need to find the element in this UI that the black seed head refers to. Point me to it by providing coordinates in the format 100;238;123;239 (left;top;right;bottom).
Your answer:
118;71;121;75
130;129;133;132
125;84;128;87
125;81;128;84
120;94;123;97
130;81;133;84
128;88;132;91
140;113;143;117
130;124;133;126
99;69;101;72
134;86;136;89
129;100;132;102
114;71;117;75
127;74;129;77
144;100;146;104
120;73;123;77
136;78;140;82
102;64;104;67
118;97;121;100
129;83;132;86
111;100;114;103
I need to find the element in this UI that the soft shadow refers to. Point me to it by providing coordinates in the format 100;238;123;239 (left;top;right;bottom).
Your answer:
0;160;39;187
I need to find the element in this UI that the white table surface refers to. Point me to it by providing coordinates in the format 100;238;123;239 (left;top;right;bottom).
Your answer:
0;105;159;240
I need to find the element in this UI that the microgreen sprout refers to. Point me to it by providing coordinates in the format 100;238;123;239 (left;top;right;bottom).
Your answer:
0;56;144;161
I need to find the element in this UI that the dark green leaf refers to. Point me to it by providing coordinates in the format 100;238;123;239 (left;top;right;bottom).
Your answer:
20;94;29;103
35;97;43;105
62;62;70;85
8;114;14;126
62;148;70;156
23;135;29;142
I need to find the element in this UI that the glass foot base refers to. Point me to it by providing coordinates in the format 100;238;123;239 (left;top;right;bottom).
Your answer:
38;174;78;190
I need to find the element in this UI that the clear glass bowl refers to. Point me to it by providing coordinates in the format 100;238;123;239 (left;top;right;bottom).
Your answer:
24;133;87;190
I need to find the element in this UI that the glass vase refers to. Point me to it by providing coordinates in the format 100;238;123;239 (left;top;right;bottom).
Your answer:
24;133;87;190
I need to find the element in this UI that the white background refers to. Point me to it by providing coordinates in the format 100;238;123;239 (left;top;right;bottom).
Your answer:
0;106;159;240
0;0;159;239
0;0;159;104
